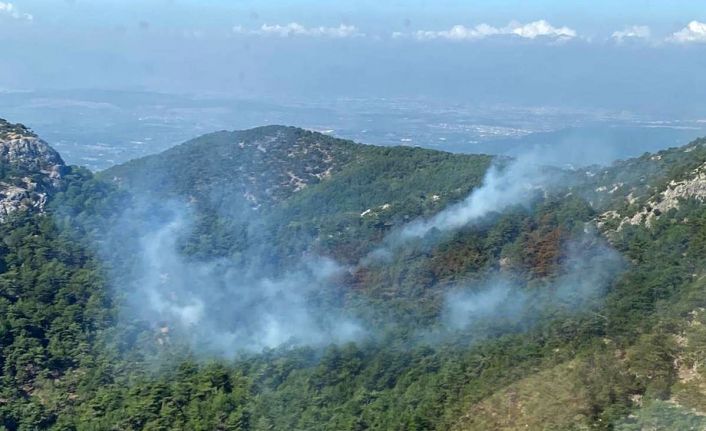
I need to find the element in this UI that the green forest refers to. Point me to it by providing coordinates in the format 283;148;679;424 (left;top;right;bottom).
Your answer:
2;124;706;430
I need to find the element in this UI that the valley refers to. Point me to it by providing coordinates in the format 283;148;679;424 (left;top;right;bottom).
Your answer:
2;118;706;429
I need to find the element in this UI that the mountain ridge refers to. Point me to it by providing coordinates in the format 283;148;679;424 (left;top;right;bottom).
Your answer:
100;124;494;263
100;125;363;210
2;119;706;429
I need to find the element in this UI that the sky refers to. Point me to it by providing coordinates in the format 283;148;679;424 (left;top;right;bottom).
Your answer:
1;0;705;115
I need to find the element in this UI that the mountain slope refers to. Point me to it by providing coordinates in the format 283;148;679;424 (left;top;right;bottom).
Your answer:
96;131;706;429
3;121;706;429
451;137;706;430
102;125;493;262
101;126;363;209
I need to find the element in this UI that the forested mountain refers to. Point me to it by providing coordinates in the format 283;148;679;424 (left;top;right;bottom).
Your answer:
2;119;706;430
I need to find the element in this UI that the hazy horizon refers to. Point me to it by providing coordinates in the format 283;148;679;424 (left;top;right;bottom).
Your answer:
2;0;706;169
1;0;706;117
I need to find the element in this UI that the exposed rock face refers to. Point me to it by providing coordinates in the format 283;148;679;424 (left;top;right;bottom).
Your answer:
599;161;706;231
0;119;66;221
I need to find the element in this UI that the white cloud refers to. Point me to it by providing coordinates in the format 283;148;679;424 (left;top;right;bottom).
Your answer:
506;20;576;39
611;25;651;43
407;20;577;41
670;21;706;44
233;22;362;38
414;23;501;41
0;2;32;21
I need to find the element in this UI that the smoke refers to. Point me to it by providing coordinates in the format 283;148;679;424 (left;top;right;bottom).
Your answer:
75;145;623;358
105;198;364;357
364;154;552;264
402;157;547;240
442;235;624;332
443;277;525;330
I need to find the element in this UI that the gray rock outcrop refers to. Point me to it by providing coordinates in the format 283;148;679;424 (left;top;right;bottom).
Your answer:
0;119;66;221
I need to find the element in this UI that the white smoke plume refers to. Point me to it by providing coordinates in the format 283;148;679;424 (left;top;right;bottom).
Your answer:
364;155;551;264
108;200;364;357
442;235;624;332
400;157;547;240
87;147;621;357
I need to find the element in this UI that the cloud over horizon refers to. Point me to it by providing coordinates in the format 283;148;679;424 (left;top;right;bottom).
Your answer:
670;21;706;43
0;2;32;21
611;25;651;43
229;19;706;47
399;20;577;41
233;22;362;38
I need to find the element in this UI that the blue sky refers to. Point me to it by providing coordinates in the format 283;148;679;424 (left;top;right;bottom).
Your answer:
1;1;705;115
11;0;705;30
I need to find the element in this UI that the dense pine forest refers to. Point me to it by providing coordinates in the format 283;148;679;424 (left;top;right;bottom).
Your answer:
2;121;706;430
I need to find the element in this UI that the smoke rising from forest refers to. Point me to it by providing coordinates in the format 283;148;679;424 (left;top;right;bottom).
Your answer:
364;154;555;264
442;237;624;332
98;199;365;357
88;150;623;357
400;157;549;240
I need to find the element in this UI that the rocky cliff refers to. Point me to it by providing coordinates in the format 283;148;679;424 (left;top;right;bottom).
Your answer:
0;119;66;220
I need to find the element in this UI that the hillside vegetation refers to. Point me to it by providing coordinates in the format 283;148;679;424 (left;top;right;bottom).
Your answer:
2;121;706;430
